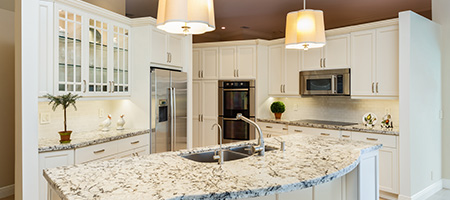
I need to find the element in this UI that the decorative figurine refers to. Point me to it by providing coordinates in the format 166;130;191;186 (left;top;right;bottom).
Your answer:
101;114;112;132
381;114;394;129
117;115;126;130
362;112;377;128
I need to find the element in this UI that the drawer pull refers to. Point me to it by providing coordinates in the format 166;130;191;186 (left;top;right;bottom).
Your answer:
320;133;330;136
294;130;303;133
266;126;273;129
131;141;140;145
342;135;350;138
93;149;105;154
366;137;379;141
282;128;288;130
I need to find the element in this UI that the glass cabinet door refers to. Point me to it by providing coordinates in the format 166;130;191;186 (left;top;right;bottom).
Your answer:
88;18;109;93
113;26;129;93
58;9;83;93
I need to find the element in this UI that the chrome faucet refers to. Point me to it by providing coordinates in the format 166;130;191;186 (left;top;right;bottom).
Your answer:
236;113;265;156
211;123;224;165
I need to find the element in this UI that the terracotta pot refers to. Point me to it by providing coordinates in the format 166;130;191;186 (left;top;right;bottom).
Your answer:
58;131;72;144
274;113;282;119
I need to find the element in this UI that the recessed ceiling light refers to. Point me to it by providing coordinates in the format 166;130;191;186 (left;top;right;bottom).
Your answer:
221;27;226;30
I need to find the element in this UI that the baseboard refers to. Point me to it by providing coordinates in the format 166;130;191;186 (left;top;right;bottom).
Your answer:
0;184;14;198
443;179;450;189
398;180;442;200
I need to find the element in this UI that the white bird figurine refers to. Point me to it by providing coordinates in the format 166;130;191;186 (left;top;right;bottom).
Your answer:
116;115;125;130
101;114;112;132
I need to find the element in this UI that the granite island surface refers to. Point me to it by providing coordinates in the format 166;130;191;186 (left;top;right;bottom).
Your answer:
43;134;382;200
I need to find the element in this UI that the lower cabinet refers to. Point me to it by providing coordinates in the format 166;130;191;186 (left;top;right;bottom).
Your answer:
39;134;150;200
193;80;219;148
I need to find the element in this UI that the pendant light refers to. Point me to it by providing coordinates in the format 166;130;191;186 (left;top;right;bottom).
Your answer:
156;0;216;35
285;0;326;50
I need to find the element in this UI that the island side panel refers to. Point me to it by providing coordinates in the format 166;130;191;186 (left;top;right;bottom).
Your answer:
358;149;380;200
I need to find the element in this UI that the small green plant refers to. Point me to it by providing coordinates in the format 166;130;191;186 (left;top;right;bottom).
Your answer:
44;93;82;132
270;101;285;113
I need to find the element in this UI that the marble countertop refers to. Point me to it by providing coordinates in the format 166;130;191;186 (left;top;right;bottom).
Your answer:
44;134;381;200
257;118;399;136
38;129;150;153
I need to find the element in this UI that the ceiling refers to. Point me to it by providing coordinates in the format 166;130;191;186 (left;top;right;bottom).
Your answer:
125;0;432;43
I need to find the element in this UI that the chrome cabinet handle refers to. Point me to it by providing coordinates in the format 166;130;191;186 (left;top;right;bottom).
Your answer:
372;82;375;93
131;141;140;144
83;80;87;93
112;81;115;93
93;149;105;154
366;137;378;141
320;133;330;136
376;82;379;93
294;129;303;132
108;81;112;93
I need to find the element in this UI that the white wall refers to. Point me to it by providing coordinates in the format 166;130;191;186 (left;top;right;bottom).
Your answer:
399;11;442;198
432;0;450;181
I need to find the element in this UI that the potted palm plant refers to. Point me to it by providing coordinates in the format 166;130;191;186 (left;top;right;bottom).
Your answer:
270;101;286;119
44;93;82;143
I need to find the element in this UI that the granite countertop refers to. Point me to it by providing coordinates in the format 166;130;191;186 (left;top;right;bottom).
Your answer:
44;134;381;200
38;129;150;153
257;118;399;136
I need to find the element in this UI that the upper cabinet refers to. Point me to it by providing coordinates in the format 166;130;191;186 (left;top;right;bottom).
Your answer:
219;45;257;79
301;34;351;71
193;47;219;80
268;44;301;96
151;28;184;68
351;25;399;98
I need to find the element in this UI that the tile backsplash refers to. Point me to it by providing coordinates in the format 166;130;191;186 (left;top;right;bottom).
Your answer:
262;96;399;127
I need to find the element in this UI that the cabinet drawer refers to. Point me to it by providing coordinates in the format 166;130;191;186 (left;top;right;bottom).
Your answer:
352;131;397;148
118;134;150;152
288;126;320;135
258;122;288;133
75;141;118;164
341;131;352;140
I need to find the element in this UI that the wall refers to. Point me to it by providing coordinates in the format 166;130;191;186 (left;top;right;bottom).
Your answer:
432;0;450;182
399;11;442;198
260;97;399;125
82;0;126;15
0;6;15;190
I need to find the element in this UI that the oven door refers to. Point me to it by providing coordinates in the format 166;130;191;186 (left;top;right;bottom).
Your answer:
301;74;337;95
219;88;255;117
219;117;255;143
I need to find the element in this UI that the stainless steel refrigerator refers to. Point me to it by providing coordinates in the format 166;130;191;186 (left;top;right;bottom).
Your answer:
150;68;187;153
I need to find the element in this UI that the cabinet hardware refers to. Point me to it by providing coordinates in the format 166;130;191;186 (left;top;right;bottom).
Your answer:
294;130;303;133
376;82;379;93
169;53;172;63
201;70;204;78
237;69;239;77
135;152;139;156
234;69;236;77
323;58;326;68
109;81;112;93
132;153;136;156
282;128;288;130
131;141;140;144
342;135;350;138
320;133;330;136
198;71;201;78
201;114;204;122
267;134;272;138
372;82;375;93
83;80;87;93
112;81;115;93
93;149;105;154
167;52;169;63
198;115;201;121
266;126;273;128
320;58;323;68
366;137;378;141
283;84;286;93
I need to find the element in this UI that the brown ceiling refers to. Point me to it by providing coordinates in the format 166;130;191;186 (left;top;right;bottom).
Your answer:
125;0;431;43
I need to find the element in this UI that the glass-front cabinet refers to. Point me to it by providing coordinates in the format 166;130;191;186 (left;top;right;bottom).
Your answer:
55;4;130;97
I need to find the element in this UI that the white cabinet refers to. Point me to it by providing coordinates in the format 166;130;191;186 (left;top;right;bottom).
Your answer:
219;46;257;79
278;187;313;200
301;34;350;71
351;26;399;98
39;150;74;200
193;48;219;80
268;44;301;96
151;28;184;68
314;177;343;200
193;80;218;147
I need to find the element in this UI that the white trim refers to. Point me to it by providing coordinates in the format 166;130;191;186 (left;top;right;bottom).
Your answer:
130;17;156;27
398;180;442;200
443;179;450;189
0;184;14;198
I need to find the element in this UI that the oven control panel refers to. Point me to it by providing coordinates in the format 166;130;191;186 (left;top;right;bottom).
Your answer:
222;81;250;88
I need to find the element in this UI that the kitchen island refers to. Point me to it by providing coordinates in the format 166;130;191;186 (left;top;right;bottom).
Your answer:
43;134;381;200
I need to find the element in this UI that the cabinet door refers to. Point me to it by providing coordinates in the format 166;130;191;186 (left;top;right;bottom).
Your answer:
379;147;399;194
202;47;219;79
193;49;202;79
351;30;376;97
314;177;343;200
168;35;183;67
202;117;218;146
39;1;54;97
87;18;110;94
219;46;237;79
151;28;168;65
278;187;312;200
237;45;257;79
268;45;284;95
192;81;202;147
39;150;74;200
201;81;218;146
284;49;301;95
112;25;130;94
301;47;323;71
323;34;351;69
376;26;399;97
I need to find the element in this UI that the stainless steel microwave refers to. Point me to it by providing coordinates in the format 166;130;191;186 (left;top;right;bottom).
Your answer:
300;68;350;96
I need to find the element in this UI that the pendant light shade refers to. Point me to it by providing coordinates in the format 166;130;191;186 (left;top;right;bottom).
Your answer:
156;0;216;35
285;9;326;50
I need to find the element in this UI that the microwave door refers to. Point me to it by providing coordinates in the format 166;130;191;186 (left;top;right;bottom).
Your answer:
302;75;334;95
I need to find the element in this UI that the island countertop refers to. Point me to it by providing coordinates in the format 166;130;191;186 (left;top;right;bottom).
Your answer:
43;134;381;200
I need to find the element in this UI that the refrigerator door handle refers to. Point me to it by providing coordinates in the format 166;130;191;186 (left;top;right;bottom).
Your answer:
172;87;177;151
169;87;174;151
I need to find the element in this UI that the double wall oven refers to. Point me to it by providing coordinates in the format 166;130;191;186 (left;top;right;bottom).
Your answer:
218;80;255;143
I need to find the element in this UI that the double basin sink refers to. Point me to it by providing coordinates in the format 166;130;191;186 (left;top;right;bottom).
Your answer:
182;145;277;163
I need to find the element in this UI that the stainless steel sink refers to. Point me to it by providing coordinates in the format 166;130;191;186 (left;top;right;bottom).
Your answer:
181;150;249;163
229;145;278;155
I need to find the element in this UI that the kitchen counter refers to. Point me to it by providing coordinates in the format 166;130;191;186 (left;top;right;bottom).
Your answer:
258;118;399;136
43;134;381;200
38;129;150;153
